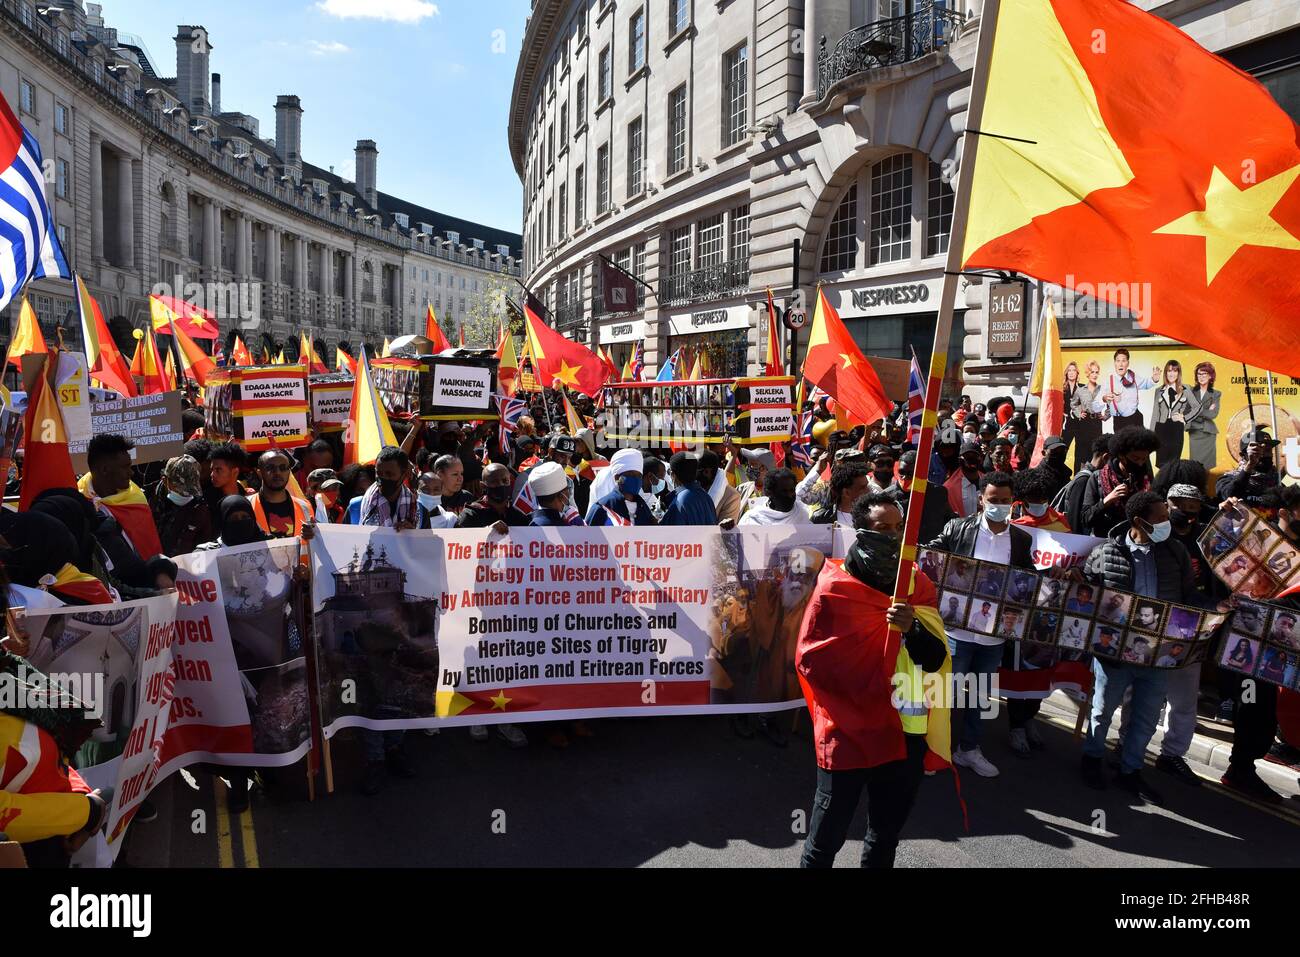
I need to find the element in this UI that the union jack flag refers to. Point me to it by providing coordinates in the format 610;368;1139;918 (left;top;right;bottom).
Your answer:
602;504;631;526
496;393;528;454
790;381;815;469
0;92;69;312
513;471;582;523
906;351;926;443
629;341;645;381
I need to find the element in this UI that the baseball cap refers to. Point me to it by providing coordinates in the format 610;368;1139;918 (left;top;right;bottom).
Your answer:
1042;436;1066;452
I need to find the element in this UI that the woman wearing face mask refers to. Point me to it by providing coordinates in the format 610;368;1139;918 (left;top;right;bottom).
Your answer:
199;496;271;549
149;454;215;557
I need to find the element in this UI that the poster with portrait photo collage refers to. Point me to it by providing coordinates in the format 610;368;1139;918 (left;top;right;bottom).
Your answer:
1199;502;1300;601
918;548;1221;671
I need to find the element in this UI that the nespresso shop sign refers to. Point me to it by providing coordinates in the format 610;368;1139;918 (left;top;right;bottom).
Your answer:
667;304;754;337
827;275;943;318
986;281;1028;360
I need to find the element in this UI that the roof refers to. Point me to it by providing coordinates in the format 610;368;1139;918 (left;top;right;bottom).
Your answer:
376;190;523;259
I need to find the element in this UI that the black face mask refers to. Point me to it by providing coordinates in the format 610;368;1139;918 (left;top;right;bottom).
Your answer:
223;517;263;547
1168;506;1197;530
379;478;402;498
846;528;901;593
486;485;511;504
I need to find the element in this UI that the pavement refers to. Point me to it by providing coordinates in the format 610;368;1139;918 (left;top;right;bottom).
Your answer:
116;692;1300;868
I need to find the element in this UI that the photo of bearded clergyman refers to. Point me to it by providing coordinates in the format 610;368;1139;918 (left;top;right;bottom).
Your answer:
709;545;825;704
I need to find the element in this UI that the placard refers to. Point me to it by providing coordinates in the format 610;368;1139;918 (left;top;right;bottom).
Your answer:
70;393;185;472
432;364;492;410
236;410;311;451
311;381;354;433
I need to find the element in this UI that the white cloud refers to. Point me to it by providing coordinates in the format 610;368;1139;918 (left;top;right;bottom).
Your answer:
315;0;439;23
309;40;351;55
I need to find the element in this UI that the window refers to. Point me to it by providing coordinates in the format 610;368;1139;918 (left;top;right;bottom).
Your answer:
870;154;913;264
627;117;644;196
55;159;69;199
599;46;612;102
597;144;610;214
821;184;858;272
559;183;568;238
722;45;749;147
730;204;750;262
560;103;568;144
576;8;587;43
546;196;553;247
696;213;724;267
547;123;554;166
19;79;34;115
57;224;70;259
574;164;586;226
632;243;646;308
54;103;67;135
668;226;691;275
670;0;689;36
668;85;687;175
629;8;646;74
926;160;954;257
576;77;586;128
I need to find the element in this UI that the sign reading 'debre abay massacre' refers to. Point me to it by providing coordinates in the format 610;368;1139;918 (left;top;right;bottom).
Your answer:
432;364;493;411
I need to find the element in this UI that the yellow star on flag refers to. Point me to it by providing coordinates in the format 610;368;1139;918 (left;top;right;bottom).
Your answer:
839;353;854;369
489;690;512;711
1154;164;1300;284
554;360;581;388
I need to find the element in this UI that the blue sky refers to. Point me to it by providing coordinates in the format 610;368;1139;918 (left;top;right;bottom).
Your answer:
102;0;530;236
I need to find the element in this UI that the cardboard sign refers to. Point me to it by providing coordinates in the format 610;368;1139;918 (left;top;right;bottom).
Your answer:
431;364;492;410
237;411;311;451
311;381;354;433
54;353;92;447
239;372;307;405
70;392;185;471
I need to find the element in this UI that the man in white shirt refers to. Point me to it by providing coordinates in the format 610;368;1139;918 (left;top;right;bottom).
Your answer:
1101;347;1159;431
738;469;813;526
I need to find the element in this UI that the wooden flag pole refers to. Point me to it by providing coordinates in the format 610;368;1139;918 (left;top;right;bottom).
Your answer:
891;0;1002;617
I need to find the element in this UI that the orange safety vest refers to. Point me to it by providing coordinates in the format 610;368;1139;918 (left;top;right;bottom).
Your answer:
249;492;312;538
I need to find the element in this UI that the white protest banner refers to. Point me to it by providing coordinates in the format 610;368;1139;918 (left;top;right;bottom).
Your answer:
237;410;312;449
102;540;312;851
1021;526;1104;571
310;525;834;735
69;392;186;472
311;381;354;432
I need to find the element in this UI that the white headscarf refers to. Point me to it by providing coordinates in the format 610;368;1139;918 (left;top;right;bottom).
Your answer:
737;499;813;526
590;448;644;505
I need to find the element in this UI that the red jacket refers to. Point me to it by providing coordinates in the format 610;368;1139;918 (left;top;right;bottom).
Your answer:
796;561;939;771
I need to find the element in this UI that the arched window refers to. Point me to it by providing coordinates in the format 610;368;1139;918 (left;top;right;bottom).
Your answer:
820;183;858;273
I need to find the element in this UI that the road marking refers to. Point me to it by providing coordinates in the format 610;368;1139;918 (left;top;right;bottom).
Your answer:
213;780;234;869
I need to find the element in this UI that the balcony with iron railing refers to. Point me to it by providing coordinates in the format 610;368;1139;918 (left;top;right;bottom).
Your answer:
658;258;751;309
555;301;585;332
817;4;967;100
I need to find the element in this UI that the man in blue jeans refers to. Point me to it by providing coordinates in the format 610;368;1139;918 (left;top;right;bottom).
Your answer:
924;472;1034;778
1081;490;1211;805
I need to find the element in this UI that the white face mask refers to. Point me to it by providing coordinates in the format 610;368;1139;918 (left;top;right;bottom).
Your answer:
1146;519;1172;543
167;490;194;507
650;478;667;495
417;492;439;511
983;503;1012;523
1026;503;1048;517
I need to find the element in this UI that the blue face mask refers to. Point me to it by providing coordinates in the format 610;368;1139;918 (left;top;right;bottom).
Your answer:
619;474;643;497
649;478;667;495
418;492;439;511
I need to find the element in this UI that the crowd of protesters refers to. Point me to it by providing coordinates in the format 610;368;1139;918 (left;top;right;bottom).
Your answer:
2;383;1298;869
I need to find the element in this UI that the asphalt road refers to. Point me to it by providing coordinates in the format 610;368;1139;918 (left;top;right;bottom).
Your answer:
127;707;1300;868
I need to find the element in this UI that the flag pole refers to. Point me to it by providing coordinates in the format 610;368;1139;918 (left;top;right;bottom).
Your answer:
1267;369;1280;469
598;252;655;297
891;0;1002;619
1242;363;1256;426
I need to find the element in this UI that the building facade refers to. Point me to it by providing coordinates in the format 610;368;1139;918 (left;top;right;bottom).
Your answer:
509;0;1300;393
0;0;522;360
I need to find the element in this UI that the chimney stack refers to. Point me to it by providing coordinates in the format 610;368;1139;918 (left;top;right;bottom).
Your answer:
355;139;378;209
174;24;212;116
211;72;221;114
275;95;304;180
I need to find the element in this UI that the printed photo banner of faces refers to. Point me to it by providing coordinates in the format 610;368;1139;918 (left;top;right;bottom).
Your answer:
1199;503;1300;601
917;548;1220;670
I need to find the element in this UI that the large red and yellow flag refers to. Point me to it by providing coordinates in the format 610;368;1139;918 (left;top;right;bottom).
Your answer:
424;304;452;353
763;290;784;377
1028;298;1062;467
149;294;219;340
962;0;1300;374
76;472;163;561
524;303;609;398
336;345;357;374
344;347;399;467
134;327;172;395
75;276;134;397
299;331;328;375
19;366;75;510
5;296;47;369
803;287;891;427
495;329;519;396
231;334;254;367
173;321;216;387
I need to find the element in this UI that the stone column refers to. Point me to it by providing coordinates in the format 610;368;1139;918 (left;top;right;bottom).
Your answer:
343;251;355;323
201;199;217;271
89;133;103;262
295;236;308;291
234;212;249;277
117;152;134;269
